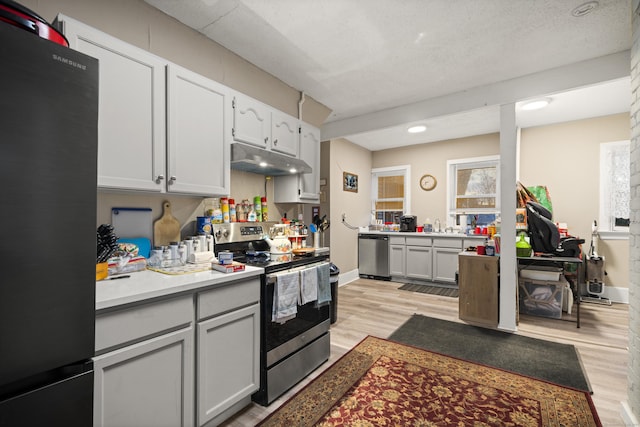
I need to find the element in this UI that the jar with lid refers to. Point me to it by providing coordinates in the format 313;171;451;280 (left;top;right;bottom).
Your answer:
236;200;246;222
210;198;223;224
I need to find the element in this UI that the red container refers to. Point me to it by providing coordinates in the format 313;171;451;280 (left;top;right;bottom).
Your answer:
476;245;486;255
0;0;69;46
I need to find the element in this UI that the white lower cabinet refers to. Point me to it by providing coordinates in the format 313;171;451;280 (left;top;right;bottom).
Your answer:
389;236;406;277
93;327;194;427
93;295;194;427
197;304;260;426
196;278;260;427
406;245;433;280
432;238;464;284
94;277;261;427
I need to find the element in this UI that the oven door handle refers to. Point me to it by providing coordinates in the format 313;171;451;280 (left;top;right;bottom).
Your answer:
266;262;330;284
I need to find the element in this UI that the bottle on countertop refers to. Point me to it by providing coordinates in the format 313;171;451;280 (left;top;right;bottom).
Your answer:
485;238;495;256
254;196;262;222
261;196;268;221
221;197;230;223
248;205;257;222
229;198;236;222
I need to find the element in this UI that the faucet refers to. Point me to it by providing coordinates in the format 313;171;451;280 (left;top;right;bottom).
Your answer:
434;218;441;233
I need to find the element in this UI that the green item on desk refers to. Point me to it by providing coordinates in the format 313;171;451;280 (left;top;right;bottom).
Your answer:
516;233;532;257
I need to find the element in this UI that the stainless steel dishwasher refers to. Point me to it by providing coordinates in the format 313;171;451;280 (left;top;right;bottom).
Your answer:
358;234;390;279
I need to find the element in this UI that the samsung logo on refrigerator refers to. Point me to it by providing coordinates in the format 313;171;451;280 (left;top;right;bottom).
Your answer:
52;54;87;70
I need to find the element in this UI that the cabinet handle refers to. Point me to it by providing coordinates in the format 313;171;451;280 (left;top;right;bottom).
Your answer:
273;138;278;145
169;176;177;184
155;174;165;184
264;137;269;144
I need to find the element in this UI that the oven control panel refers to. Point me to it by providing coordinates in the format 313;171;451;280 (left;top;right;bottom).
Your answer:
212;222;277;244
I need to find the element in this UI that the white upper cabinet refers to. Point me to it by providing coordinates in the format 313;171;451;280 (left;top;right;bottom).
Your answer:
166;64;230;196
56;15;166;192
232;94;299;157
232;94;270;149
273;123;321;203
270;110;298;157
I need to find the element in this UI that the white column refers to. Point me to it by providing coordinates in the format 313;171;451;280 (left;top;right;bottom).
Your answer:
498;103;518;331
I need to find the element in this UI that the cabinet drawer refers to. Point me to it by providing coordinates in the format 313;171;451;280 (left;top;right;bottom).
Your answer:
389;236;405;245
198;278;260;320
405;236;432;246
433;238;463;249
96;294;193;353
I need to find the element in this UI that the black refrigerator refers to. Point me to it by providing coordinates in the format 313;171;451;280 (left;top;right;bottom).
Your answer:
0;21;98;426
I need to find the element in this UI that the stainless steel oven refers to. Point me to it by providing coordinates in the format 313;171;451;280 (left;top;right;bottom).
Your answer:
253;260;331;405
212;223;331;406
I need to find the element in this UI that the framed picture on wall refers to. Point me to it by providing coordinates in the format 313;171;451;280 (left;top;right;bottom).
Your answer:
343;172;358;192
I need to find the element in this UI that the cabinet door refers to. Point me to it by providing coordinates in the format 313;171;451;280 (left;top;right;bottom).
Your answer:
458;254;499;326
270;110;298;157
197;303;259;426
433;247;461;283
389;244;406;277
167;64;230;195
93;327;194;427
59;16;166;192
232;94;269;148
298;124;321;200
273;123;320;203
406;246;432;280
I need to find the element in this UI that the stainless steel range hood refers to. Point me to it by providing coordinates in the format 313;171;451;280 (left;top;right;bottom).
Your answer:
230;143;312;176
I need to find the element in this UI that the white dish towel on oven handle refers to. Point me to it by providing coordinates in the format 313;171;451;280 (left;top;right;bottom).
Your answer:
299;265;318;305
272;270;300;323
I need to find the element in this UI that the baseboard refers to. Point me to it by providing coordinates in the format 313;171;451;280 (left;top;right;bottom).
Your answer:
621;401;639;427
339;269;360;286
582;285;629;304
603;286;629;304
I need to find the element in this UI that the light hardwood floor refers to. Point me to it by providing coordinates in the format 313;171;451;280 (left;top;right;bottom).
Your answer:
222;278;629;426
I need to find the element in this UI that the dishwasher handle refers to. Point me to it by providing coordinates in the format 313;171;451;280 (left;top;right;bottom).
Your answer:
359;234;389;240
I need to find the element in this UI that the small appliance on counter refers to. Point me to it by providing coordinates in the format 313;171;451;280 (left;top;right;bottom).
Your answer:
399;215;417;232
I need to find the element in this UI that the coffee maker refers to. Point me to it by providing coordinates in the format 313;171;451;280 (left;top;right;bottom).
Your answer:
399;215;417;232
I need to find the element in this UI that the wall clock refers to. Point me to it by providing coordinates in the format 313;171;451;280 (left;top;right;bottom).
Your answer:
420;174;437;191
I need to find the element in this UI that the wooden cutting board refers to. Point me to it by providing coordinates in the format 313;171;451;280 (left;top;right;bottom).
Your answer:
153;201;181;247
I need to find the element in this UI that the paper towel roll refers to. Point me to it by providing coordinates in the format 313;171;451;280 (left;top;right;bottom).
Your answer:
189;252;213;264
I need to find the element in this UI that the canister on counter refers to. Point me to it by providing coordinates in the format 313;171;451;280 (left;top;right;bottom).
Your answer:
196;216;212;234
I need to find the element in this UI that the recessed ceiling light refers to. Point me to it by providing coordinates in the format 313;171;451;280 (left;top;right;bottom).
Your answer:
521;98;552;111
571;1;599;17
407;125;427;133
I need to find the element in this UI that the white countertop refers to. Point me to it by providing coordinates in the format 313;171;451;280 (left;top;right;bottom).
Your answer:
359;230;486;238
96;266;264;311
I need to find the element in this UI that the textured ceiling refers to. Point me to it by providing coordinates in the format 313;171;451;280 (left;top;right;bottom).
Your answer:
145;0;631;150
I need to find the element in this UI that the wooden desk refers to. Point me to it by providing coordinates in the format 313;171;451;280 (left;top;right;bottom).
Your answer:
517;256;583;328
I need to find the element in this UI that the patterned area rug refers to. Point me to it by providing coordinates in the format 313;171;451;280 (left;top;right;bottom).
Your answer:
258;336;601;427
398;283;459;297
